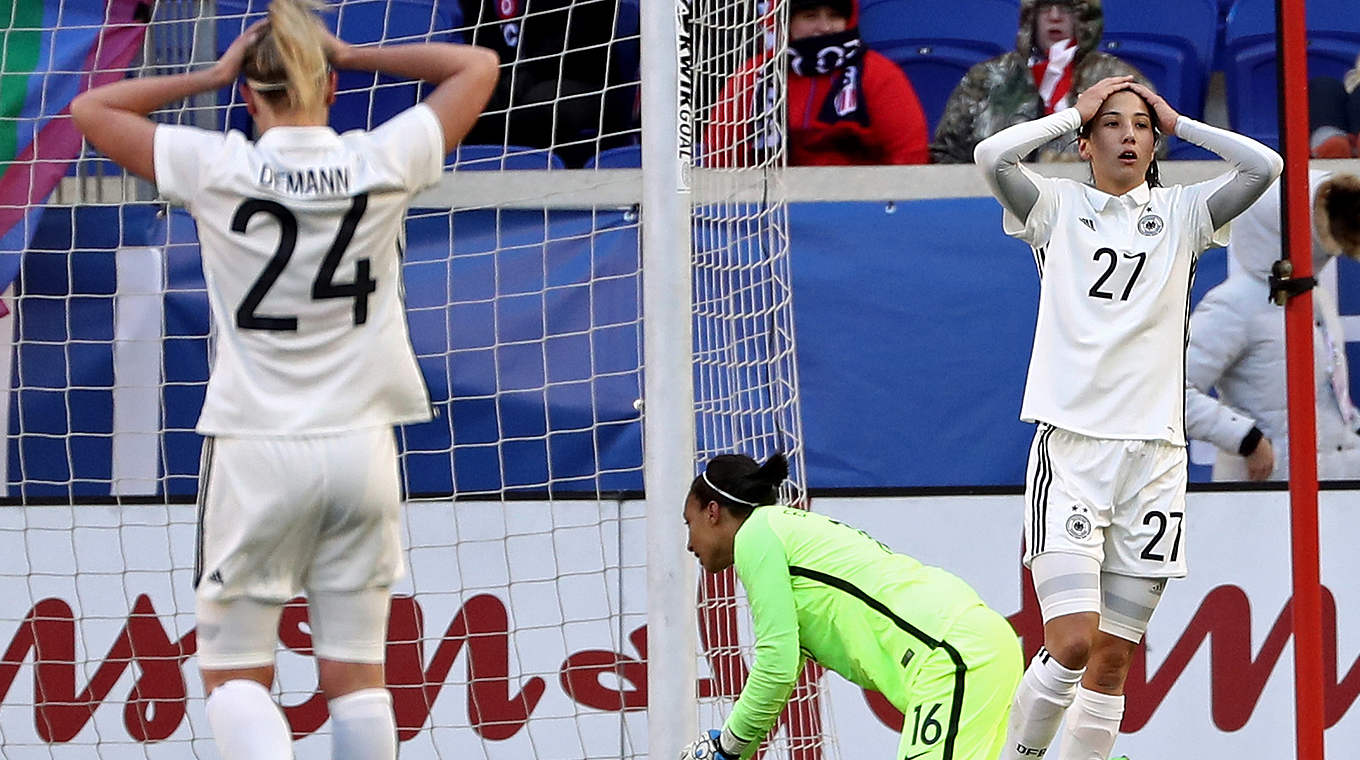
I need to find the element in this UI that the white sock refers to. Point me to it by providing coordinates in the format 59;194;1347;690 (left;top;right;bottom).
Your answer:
1057;686;1124;760
1001;647;1084;760
329;688;397;760
205;679;294;760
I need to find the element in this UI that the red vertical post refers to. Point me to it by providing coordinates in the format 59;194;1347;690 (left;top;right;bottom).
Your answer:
1276;0;1325;757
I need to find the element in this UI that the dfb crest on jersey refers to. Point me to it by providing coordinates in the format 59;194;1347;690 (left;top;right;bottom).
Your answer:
1137;214;1165;236
1065;512;1092;540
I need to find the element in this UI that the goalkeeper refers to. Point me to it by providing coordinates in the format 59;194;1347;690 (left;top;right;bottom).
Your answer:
681;453;1021;760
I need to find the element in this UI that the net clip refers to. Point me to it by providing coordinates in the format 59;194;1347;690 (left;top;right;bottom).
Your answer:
1268;258;1317;306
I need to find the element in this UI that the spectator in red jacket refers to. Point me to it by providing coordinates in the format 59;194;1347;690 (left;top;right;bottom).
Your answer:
705;0;929;166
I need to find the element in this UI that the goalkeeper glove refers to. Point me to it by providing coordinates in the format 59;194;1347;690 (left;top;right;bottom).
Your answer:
680;729;744;760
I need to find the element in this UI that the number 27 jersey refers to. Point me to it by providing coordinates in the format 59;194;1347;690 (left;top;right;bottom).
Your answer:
153;105;445;436
1004;173;1231;445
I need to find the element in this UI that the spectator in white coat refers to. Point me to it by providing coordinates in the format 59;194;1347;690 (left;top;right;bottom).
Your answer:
1186;171;1360;480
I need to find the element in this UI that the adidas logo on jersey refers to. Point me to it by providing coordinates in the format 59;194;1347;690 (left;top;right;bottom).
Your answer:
208;569;224;584
1079;217;1095;231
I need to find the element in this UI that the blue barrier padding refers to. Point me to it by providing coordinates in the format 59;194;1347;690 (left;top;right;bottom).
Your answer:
6;196;1308;494
790;199;1036;486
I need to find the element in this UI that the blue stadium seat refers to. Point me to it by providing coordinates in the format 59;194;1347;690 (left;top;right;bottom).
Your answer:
1100;0;1217;119
1097;39;1193;116
858;0;1018;131
1212;0;1236;69
447;145;566;171
1224;0;1360;149
585;144;642;169
63;155;124;179
1165;137;1218;160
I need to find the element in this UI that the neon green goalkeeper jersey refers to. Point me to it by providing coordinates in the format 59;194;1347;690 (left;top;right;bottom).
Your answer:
723;505;987;745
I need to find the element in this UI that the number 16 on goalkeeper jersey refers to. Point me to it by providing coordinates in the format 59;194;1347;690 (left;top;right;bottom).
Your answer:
680;453;1023;760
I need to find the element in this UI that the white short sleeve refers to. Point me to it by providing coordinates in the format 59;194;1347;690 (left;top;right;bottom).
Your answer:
1002;166;1058;246
153;124;227;207
366;103;445;192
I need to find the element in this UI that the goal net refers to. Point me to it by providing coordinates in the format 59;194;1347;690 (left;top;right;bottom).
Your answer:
0;0;814;758
686;1;822;759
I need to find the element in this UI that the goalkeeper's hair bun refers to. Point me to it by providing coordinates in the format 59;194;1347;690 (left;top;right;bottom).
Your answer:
690;452;788;517
243;0;329;114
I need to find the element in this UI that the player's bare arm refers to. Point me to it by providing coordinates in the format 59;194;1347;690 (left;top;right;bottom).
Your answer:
70;21;265;181
324;29;499;154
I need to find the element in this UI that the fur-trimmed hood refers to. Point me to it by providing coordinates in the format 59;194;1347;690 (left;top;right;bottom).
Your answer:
1015;0;1104;60
1314;172;1360;260
1229;171;1360;282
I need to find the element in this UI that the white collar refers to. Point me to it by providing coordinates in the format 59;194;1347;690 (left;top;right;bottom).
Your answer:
256;125;341;150
1081;180;1151;211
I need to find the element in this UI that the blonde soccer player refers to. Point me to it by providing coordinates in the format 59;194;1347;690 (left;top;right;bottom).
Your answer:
71;2;497;758
680;453;1022;760
974;76;1282;760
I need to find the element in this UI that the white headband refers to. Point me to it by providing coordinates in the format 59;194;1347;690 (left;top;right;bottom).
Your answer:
245;78;290;93
701;471;758;507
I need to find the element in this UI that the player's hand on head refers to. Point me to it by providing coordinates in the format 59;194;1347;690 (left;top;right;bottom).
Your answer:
680;730;739;760
210;20;266;89
1126;81;1180;134
1074;75;1135;124
320;26;353;69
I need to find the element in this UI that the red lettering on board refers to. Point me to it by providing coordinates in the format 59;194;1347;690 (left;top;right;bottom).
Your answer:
2;578;1358;745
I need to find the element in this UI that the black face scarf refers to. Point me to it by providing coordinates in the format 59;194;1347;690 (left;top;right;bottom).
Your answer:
786;28;869;126
788;28;863;76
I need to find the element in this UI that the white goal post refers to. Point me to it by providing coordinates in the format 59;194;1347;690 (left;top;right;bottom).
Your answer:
3;1;811;759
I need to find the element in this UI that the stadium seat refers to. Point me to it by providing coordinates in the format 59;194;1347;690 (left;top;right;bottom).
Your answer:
585;144;642;169
1100;0;1217;119
1165;137;1218;160
63;155;124;179
1224;0;1360;149
1212;0;1235;69
858;0;1018;131
447;145;566;171
1098;39;1194;116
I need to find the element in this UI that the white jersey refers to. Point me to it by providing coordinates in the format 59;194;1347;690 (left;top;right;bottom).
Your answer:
1005;173;1230;444
153;105;445;436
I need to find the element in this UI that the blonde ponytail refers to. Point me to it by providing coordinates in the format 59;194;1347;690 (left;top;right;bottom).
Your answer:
242;0;329;114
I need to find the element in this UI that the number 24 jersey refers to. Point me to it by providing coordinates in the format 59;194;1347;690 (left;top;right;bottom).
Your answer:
153;105;445;436
1004;172;1233;445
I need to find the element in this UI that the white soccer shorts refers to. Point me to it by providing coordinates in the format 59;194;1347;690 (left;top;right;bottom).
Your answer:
194;432;402;668
1023;424;1188;578
194;427;406;602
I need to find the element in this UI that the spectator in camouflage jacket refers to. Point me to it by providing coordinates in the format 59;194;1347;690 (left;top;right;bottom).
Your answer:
930;0;1146;163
